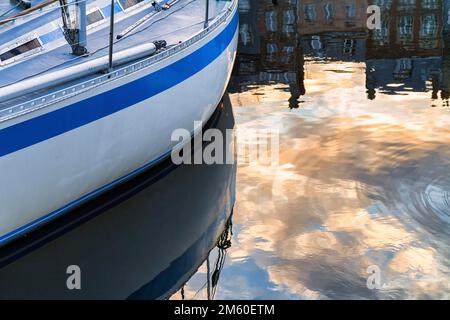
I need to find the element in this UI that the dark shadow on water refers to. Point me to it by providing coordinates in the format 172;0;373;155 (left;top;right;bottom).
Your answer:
0;95;236;300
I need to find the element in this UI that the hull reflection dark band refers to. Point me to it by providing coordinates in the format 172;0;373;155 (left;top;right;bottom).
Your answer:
0;95;236;300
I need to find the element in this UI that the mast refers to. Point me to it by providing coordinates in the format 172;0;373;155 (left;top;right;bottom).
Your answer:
58;0;87;56
204;0;209;28
108;0;115;72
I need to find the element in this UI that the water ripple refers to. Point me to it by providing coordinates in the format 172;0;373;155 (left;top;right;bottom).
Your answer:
392;174;450;238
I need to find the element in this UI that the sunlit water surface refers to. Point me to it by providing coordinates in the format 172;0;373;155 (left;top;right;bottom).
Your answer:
176;60;450;300
176;11;450;300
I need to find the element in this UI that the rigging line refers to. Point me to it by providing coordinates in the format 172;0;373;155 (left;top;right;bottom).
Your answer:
191;278;208;300
206;255;211;301
117;0;197;40
0;18;203;89
4;0;196;56
0;0;227;88
65;16;203;57
0;0;221;26
186;216;235;300
0;0;202;85
211;216;233;299
211;250;227;299
124;1;227;41
0;0;88;23
3;0;212;54
46;0;194;49
116;0;182;39
0;0;193;23
211;247;228;299
0;1;24;19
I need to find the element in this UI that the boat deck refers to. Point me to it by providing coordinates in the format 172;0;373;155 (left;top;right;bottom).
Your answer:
0;0;230;114
0;1;47;18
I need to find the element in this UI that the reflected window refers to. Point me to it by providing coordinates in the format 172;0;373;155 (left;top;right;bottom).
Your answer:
310;36;322;50
304;4;317;22
283;9;296;25
373;18;390;44
393;58;412;81
421;15;438;36
447;8;450;26
345;2;356;18
239;0;250;13
265;11;277;32
266;43;278;63
239;24;252;46
266;43;278;55
281;46;294;64
324;3;334;20
343;39;355;55
282;24;295;34
374;0;392;10
422;0;438;10
398;15;413;36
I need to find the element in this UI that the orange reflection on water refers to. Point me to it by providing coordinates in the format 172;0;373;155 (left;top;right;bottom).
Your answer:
227;60;450;299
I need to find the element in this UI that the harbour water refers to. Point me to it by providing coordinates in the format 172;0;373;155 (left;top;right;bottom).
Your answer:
0;0;449;299
175;0;450;299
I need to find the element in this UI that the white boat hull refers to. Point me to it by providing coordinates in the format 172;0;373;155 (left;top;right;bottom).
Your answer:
0;4;238;245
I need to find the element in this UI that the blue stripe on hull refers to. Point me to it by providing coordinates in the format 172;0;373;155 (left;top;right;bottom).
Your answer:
0;10;238;157
0;10;238;245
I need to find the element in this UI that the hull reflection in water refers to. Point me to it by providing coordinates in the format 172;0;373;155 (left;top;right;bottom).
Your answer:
0;95;236;300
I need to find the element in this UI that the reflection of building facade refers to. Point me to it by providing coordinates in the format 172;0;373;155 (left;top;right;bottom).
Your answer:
231;0;305;109
230;0;262;90
298;0;369;34
259;0;301;70
365;0;449;100
367;0;445;59
259;0;305;108
297;1;369;62
300;33;368;62
231;0;262;91
230;0;449;104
